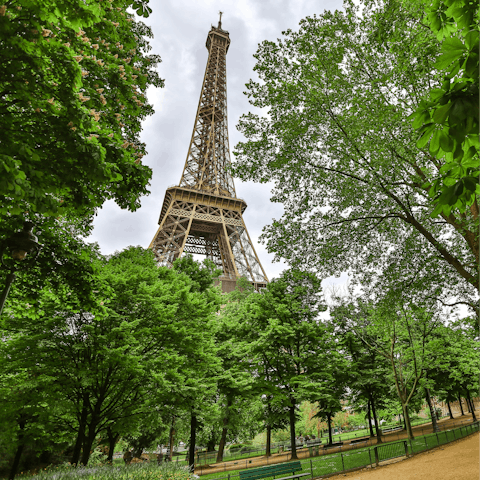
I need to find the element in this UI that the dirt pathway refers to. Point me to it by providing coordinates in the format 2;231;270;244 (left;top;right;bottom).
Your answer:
325;431;479;480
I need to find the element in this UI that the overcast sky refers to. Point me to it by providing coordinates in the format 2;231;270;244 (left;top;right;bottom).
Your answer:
88;0;347;284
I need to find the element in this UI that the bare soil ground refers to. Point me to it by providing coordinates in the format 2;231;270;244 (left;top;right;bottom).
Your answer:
198;414;478;475
326;431;479;480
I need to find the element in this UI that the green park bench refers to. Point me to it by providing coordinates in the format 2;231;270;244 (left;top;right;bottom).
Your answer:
239;461;310;480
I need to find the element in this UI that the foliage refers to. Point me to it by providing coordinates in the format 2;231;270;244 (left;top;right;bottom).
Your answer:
297;401;326;437
0;248;221;472
0;0;163;219
0;215;103;316
232;0;478;309
407;0;479;216
331;291;444;439
238;269;331;457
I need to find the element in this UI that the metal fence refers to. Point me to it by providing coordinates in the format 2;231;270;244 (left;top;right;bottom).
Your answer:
194;416;455;467
194;417;475;471
195;421;479;477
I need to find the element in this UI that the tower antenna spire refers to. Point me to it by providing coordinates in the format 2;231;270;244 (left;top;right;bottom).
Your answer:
218;11;223;29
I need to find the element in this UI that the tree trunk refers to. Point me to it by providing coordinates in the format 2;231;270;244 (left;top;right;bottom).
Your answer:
106;427;119;463
188;413;197;471
447;401;454;419
369;395;382;443
9;419;25;480
169;418;175;462
458;396;465;415
71;402;88;465
466;392;477;421
216;426;227;463
425;388;439;432
217;399;231;463
327;413;333;446
80;423;97;466
9;444;24;480
289;403;298;460
366;400;374;438
402;404;414;440
206;437;216;453
265;424;272;457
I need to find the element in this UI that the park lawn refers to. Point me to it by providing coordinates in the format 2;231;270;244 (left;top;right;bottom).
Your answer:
198;448;283;466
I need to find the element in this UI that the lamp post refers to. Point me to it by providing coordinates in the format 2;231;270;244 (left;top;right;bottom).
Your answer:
0;222;42;316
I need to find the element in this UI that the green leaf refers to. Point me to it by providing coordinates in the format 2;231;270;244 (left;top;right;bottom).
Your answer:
412;110;431;129
439;132;454;152
442;37;467;54
435;52;461;70
464;30;479;50
429;129;442;155
432;102;452;124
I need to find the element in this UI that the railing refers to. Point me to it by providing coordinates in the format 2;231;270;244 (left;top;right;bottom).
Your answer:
194;420;479;476
194;415;467;468
373;440;408;465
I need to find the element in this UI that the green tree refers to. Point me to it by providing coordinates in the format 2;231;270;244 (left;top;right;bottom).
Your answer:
330;312;391;443
426;322;479;422
311;369;346;446
213;281;260;462
1;247;220;472
239;269;329;459
0;0;163;219
171;255;222;470
333;293;443;440
232;0;478;312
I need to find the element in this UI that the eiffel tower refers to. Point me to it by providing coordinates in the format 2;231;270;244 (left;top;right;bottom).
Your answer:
150;15;268;292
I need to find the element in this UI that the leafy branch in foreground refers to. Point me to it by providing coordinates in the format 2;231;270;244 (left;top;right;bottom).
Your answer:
0;0;163;219
408;0;479;217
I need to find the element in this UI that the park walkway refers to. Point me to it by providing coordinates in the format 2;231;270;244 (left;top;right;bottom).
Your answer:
197;414;478;475
326;430;479;480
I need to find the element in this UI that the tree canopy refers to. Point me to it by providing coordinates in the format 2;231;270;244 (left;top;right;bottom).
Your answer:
233;0;478;315
0;0;163;219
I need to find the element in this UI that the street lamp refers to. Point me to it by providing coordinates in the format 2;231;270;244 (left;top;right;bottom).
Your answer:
0;222;42;316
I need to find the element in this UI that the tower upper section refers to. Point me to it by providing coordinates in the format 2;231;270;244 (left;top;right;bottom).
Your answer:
178;21;236;198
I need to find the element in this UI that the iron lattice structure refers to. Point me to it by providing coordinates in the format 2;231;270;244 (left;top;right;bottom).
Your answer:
150;19;268;292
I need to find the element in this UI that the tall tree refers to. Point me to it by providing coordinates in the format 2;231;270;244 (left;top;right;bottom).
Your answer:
331;291;443;439
0;0;163;220
331;316;390;443
214;281;259;462
232;0;478;315
239;269;330;459
1;247;220;471
171;256;222;471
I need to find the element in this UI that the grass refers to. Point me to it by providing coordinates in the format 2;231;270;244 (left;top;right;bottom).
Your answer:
196;448;284;466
